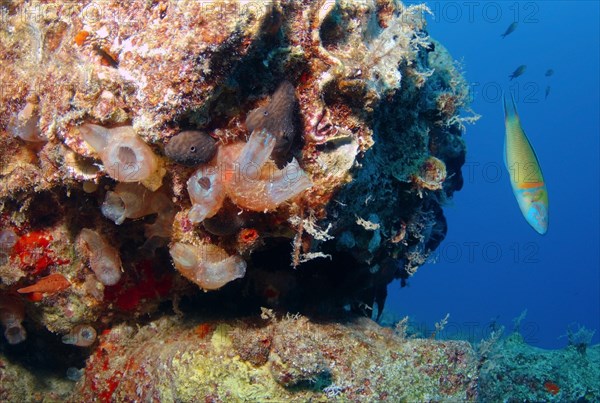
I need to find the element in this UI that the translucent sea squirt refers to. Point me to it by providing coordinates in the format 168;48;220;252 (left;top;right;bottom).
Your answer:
79;124;159;183
187;164;226;224
0;295;27;344
62;324;97;347
102;183;166;224
0;228;18;252
224;129;312;211
79;228;123;286
169;242;246;290
8;102;47;143
411;156;447;191
101;183;175;244
187;129;312;222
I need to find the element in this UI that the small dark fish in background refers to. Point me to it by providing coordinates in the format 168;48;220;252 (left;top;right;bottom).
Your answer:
545;69;554;77
501;22;518;38
509;65;527;80
545;86;551;100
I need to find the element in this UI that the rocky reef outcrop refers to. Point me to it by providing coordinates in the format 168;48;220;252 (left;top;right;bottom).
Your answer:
71;315;480;401
479;332;600;401
0;0;471;328
0;0;477;399
0;314;479;401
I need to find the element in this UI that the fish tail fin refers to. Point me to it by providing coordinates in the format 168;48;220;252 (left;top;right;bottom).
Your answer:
503;91;519;122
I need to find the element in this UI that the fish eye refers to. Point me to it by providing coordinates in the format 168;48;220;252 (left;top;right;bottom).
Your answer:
190;146;196;153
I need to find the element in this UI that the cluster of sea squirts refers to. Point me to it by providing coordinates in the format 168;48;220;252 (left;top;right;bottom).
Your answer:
0;80;312;348
0;1;471;356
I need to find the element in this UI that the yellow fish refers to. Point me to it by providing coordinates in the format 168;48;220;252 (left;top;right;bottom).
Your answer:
503;93;549;234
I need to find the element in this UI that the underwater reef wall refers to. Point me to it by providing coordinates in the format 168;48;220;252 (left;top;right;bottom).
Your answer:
0;0;478;399
0;0;470;323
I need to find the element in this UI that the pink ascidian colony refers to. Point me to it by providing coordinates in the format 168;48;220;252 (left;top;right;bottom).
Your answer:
187;129;312;223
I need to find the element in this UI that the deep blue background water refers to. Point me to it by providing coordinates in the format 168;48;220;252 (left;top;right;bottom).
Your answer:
387;1;600;348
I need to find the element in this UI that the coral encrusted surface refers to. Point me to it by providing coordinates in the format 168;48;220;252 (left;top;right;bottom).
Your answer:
0;0;484;400
69;315;480;402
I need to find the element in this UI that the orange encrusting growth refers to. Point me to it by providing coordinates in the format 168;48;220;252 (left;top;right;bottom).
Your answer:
74;30;90;46
238;228;259;244
17;273;70;295
194;323;215;339
12;231;70;274
85;329;123;403
544;381;560;395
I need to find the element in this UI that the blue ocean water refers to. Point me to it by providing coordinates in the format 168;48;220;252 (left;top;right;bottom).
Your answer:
388;1;600;349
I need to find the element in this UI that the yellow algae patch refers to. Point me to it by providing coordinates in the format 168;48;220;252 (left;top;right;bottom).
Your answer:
172;339;279;401
211;323;233;352
171;351;213;401
220;357;277;401
141;162;166;192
